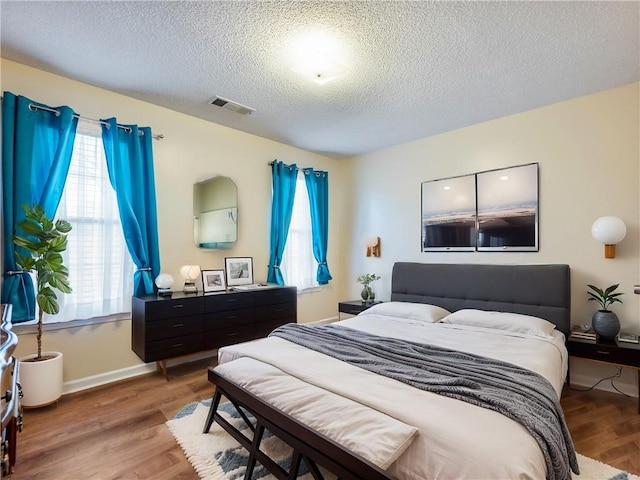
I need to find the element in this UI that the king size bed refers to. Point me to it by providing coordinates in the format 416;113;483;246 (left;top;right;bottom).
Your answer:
203;262;577;480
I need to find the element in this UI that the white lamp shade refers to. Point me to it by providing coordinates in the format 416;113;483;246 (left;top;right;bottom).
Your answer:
155;273;174;290
180;265;201;281
591;216;626;244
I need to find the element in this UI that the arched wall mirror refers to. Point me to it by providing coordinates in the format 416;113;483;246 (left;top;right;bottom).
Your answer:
193;175;238;249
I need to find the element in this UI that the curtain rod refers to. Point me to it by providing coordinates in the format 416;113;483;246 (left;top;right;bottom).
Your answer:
27;103;164;140
267;161;324;176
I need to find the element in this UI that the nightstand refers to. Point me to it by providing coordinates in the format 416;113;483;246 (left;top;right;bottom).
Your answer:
567;336;640;413
337;300;382;320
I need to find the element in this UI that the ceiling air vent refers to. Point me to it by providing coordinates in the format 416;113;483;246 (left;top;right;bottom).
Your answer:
209;96;254;115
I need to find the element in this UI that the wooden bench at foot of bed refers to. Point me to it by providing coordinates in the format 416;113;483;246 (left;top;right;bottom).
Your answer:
203;367;393;480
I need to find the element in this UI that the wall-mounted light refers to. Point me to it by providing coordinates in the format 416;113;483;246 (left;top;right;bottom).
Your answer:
180;265;201;293
366;236;381;257
591;216;626;258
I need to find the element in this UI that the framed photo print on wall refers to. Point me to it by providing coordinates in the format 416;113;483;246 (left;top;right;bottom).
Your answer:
202;269;226;292
225;257;254;286
421;174;477;251
476;162;539;251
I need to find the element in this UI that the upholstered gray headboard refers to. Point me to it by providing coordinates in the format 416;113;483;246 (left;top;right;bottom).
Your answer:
391;263;571;336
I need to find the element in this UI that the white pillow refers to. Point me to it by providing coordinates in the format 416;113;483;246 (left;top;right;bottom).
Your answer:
358;301;451;323
439;309;556;337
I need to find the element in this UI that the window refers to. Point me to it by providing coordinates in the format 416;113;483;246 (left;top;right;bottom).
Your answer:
43;119;134;324
280;172;318;291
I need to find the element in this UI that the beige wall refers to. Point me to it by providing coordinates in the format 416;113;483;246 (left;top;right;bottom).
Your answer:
1;59;347;383
344;83;640;394
2;58;639;395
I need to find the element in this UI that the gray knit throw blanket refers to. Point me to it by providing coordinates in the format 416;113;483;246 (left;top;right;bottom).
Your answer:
270;323;579;480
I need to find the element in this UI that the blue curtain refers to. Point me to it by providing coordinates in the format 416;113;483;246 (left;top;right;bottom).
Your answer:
303;168;332;284
267;161;298;285
101;118;160;296
1;92;78;322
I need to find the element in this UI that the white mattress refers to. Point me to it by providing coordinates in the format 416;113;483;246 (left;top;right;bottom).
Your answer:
217;313;569;480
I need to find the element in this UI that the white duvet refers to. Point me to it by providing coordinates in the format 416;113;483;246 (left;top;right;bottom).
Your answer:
216;313;569;480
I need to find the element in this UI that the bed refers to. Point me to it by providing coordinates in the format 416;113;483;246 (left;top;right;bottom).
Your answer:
203;262;577;480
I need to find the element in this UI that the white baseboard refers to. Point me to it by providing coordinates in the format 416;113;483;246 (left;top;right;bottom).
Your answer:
63;363;157;395
62;350;219;395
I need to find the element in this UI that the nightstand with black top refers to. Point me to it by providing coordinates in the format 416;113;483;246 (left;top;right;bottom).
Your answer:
337;300;382;320
566;335;640;413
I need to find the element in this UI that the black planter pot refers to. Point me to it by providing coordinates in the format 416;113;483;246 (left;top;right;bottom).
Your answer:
591;310;620;339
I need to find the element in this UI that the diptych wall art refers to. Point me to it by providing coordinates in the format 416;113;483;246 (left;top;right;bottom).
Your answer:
421;174;476;251
421;163;539;252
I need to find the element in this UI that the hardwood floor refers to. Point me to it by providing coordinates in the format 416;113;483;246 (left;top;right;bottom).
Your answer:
9;359;640;479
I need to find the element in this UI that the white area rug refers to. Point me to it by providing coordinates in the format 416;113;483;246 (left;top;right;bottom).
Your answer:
167;400;639;480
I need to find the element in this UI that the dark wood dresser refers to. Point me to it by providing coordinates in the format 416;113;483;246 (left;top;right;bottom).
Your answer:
1;304;21;477
132;286;297;378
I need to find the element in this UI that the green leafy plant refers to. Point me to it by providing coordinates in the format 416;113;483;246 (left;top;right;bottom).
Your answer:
14;204;72;360
587;284;623;312
357;273;380;287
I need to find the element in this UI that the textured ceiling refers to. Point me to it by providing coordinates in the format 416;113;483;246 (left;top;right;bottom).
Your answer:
1;1;638;159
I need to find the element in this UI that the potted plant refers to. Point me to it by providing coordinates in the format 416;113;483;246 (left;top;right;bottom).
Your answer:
357;273;380;303
587;284;623;339
14;204;72;407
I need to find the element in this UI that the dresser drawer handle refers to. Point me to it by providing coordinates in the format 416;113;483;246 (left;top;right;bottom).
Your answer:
171;343;184;348
172;323;184;328
227;299;237;303
227;315;237;319
596;350;610;355
274;308;284;313
172;304;184;309
226;332;238;337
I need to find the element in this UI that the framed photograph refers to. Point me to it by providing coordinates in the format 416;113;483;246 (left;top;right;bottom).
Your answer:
421;174;476;251
225;257;254;286
201;269;226;292
476;163;539;251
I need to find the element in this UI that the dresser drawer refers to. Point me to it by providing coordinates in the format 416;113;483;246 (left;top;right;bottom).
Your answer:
569;340;640;368
253;288;296;306
205;308;254;330
145;315;204;342
145;333;203;362
255;303;296;322
145;297;203;320
205;292;253;312
205;325;255;349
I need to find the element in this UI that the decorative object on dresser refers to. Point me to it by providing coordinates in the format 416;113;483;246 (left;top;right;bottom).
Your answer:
13;204;72;408
591;216;626;258
180;265;201;293
131;286;296;380
1;305;21;477
587;284;623;339
357;273;380;303
202;269;226;293
154;273;174;296
225;257;253;286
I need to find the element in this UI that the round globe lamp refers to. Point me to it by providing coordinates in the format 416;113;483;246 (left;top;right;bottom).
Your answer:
591;216;626;258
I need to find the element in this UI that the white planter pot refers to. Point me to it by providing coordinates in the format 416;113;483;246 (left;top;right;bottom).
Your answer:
19;351;63;408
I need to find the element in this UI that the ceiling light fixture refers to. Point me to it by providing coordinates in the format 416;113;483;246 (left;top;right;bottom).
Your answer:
288;31;349;85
